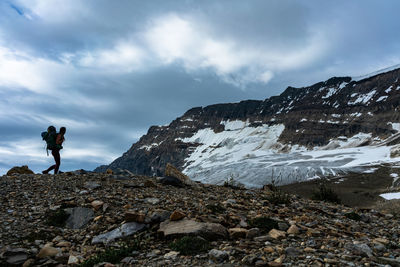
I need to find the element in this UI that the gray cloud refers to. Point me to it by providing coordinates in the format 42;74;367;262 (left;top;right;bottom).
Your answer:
0;0;400;174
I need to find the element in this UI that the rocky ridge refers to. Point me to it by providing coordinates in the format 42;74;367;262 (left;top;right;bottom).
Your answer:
95;67;400;181
1;170;400;266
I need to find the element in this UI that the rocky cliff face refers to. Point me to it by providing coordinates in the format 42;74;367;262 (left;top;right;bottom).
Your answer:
96;67;400;186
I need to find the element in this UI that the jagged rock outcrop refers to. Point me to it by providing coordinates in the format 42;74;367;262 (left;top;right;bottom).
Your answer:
96;68;400;174
7;165;34;176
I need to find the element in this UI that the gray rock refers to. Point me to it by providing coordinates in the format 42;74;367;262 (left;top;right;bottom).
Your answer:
246;228;260;239
158;219;228;240
65;207;94;229
209;249;229;262
92;222;146;244
84;181;101;190
345;243;373;257
2;248;30;265
373;242;386;252
278;222;289;231
285;247;299;257
150;210;171;223
145;198;160;205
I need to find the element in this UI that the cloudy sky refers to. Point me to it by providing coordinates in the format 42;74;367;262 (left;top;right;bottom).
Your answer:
0;0;400;174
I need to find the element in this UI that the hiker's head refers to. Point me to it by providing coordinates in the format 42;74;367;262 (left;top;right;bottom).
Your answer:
60;127;66;135
48;126;56;133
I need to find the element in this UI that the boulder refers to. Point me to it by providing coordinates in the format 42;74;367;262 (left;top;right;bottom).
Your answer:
287;225;300;235
209;249;229;262
125;211;146;223
164;163;197;186
268;229;286;239
2;248;30;265
7;165;34;176
228;228;248;239
150;210;171;223
84;181;101;190
170;210;185;221
37;246;61;258
92;222;146;244
246;228;261;239
390;145;400;158
91;200;104;210
158;219;228;240
65;207;94;229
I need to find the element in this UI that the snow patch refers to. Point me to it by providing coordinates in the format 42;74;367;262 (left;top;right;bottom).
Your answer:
380;192;400;200
322;87;337;99
339;82;348;89
350;112;362;117
140;142;162;151
348;90;377;105
221;120;249;131
388;122;400;131
376;96;388;102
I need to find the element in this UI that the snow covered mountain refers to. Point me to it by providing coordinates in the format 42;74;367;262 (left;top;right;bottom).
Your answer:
96;67;400;187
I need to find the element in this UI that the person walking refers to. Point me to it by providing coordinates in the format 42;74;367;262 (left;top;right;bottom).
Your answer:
42;126;66;174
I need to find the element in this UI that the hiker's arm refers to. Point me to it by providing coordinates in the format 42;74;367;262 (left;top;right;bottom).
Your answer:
56;135;63;144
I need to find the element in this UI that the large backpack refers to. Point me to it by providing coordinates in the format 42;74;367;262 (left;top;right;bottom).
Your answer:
41;130;57;152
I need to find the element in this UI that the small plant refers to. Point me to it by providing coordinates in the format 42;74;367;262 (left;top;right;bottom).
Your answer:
25;230;55;242
311;184;341;204
248;217;279;234
46;209;70;227
206;204;226;214
345;212;361;221
169;236;210;255
223;174;244;189
80;238;142;267
266;190;291;205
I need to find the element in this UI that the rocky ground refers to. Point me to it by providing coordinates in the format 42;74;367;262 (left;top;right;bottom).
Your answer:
1;168;400;266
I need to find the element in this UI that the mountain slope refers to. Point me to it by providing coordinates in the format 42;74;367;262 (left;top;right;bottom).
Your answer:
96;67;400;187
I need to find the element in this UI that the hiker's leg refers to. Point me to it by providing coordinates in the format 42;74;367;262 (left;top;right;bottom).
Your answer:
43;165;55;174
53;149;61;174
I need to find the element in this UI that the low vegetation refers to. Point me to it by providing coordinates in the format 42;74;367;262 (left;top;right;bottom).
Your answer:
206;204;226;214
345;212;361;221
248;217;279;234
311;184;341;204
80;238;142;267
223;175;245;189
45;209;70;227
169;236;210;255
266;189;291;205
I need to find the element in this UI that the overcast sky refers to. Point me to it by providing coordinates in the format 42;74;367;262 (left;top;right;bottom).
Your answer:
1;0;400;174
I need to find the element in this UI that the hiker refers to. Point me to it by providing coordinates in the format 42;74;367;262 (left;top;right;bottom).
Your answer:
42;126;66;174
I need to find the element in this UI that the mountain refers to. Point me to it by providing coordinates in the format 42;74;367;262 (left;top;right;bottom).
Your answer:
95;67;400;187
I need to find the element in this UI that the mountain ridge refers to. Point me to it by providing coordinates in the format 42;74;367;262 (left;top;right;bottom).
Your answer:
95;67;400;186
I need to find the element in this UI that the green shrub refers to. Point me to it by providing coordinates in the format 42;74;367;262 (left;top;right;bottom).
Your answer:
80;238;141;267
206;204;226;214
223;175;244;189
266;190;291;205
25;230;55;242
46;209;70;227
311;184;341;204
248;217;279;234
345;212;361;221
169;236;210;255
